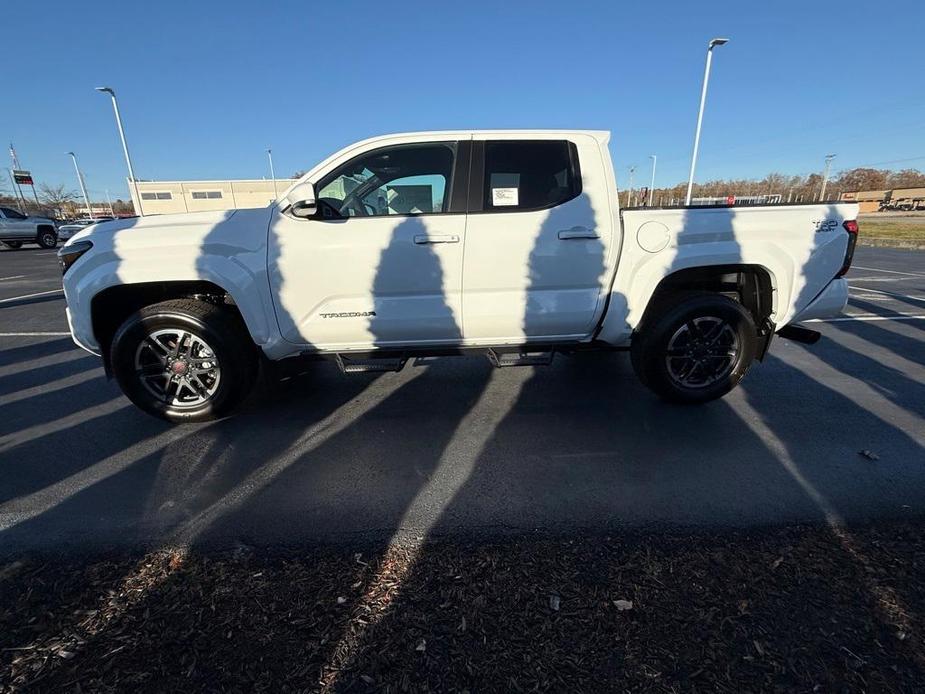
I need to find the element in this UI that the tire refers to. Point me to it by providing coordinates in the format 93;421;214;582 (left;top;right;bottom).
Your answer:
631;292;756;404
110;299;258;423
36;228;58;249
3;241;23;249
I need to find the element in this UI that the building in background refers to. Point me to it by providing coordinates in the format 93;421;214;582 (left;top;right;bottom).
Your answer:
129;179;294;215
839;190;889;213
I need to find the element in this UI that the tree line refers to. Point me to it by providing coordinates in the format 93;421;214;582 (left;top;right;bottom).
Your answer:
0;183;134;218
636;167;925;206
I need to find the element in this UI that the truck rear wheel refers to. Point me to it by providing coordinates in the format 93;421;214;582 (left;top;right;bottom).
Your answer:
631;292;756;404
110;299;257;423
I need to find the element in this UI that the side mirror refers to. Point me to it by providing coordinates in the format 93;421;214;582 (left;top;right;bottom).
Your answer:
284;181;317;219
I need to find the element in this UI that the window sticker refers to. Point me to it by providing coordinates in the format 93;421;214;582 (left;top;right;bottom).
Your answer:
492;187;519;206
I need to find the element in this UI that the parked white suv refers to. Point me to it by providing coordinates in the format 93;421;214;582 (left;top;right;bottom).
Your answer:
60;130;858;422
0;207;58;249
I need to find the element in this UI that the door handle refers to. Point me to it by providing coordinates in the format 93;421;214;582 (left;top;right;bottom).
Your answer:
414;234;459;244
557;226;599;240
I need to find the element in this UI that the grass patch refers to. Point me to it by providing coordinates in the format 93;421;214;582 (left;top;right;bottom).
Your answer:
858;218;925;243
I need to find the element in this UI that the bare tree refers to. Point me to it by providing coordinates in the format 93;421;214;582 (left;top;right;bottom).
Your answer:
38;183;78;208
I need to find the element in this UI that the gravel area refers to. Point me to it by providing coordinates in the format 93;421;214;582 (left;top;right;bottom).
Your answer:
3;521;924;692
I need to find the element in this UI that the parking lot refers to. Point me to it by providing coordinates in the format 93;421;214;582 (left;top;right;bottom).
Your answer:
0;244;923;553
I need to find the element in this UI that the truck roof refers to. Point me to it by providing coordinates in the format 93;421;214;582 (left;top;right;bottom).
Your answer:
344;129;611;148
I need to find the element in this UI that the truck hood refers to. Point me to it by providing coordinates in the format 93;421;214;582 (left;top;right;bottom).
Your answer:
82;210;240;236
68;207;274;257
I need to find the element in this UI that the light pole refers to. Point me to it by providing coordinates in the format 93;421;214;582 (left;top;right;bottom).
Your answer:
95;86;144;216
685;37;729;206
648;155;657;207
267;148;279;201
627;165;636;207
67;152;94;220
818;154;836;201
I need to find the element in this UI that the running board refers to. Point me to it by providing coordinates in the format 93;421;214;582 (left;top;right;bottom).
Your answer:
487;348;555;368
777;324;822;345
335;354;408;374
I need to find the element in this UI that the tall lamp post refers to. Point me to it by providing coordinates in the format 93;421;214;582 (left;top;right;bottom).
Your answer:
685;37;729;206
648;155;657;207
818;154;836;201
95;87;144;216
627;165;636;207
67;152;94;220
267;148;279;201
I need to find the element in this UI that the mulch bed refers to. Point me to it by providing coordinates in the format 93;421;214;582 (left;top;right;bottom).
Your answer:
2;522;924;692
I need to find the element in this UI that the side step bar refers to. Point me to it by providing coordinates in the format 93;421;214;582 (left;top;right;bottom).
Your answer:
777;324;822;345
487;348;555;368
335;354;408;374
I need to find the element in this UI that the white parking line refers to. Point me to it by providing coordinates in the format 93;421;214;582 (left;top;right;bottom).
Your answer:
0;289;63;304
851;265;925;278
848;285;925;302
0;331;71;336
0;275;26;282
811;314;925;323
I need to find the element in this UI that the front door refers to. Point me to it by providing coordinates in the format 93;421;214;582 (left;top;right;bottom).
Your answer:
267;140;469;351
461;136;614;342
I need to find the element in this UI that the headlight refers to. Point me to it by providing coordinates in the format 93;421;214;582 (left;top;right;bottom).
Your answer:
58;240;93;275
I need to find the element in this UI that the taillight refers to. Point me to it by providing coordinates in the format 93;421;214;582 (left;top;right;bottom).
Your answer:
837;219;859;277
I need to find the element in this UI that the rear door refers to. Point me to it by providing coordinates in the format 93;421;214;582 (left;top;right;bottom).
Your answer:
461;135;615;342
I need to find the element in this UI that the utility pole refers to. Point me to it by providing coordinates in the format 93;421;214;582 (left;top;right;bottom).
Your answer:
685;38;729;205
648;155;657;207
67;152;94;220
818;154;836;201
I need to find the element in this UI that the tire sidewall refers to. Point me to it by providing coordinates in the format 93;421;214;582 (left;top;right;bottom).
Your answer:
111;309;252;422
37;230;57;248
641;295;756;404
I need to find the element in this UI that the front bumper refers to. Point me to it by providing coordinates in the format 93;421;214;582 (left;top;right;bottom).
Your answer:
790;278;849;323
65;306;100;355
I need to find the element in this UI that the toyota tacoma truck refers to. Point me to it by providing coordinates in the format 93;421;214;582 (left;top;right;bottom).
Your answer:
0;207;58;249
59;130;859;422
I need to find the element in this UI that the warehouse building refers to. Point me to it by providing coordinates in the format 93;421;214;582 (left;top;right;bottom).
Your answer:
129;179;294;215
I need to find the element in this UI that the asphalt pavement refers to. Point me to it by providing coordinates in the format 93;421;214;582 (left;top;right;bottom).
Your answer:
0;244;923;553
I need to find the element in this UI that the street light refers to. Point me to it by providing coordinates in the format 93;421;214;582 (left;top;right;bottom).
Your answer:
685;37;729;206
95;86;144;216
627;165;636;207
267;148;279;201
67;152;94;220
648;155;657;207
819;154;836;201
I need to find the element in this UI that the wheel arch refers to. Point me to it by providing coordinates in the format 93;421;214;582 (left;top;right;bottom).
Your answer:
90;279;263;374
635;263;776;359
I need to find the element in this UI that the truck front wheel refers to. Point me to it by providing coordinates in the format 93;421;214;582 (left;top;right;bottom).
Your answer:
631;292;756;404
37;227;58;248
110;299;257;423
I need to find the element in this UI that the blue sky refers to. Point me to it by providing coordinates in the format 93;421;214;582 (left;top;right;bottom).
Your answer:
4;0;924;202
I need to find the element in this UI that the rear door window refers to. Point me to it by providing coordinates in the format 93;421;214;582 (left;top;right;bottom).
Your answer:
481;140;581;212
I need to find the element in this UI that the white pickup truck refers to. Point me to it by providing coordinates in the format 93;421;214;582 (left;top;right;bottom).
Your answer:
60;130;859;422
0;207;59;249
